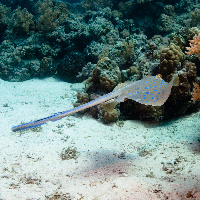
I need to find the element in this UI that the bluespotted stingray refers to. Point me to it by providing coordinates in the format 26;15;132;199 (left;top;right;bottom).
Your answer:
12;74;179;132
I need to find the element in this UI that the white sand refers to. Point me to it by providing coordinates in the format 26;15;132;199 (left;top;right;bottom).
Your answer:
0;77;200;200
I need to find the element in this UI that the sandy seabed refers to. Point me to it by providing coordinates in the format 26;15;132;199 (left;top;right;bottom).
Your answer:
0;77;200;200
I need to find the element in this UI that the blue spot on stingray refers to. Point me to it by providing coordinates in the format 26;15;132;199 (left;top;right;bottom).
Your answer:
145;87;148;89
146;92;149;94
152;97;154;99
154;89;157;91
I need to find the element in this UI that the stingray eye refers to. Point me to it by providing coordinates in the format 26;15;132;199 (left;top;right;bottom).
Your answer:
156;74;162;79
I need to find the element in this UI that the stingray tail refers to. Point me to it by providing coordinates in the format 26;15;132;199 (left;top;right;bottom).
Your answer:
11;109;71;132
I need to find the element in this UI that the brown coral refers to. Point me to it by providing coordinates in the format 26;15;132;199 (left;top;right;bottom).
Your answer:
103;109;119;123
160;43;185;80
36;0;68;32
9;7;34;35
86;57;121;92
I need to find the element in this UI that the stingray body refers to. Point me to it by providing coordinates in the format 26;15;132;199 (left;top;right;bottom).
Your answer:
11;74;179;132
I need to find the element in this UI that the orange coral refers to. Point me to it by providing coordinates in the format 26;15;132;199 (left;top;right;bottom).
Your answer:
191;82;200;101
186;33;200;56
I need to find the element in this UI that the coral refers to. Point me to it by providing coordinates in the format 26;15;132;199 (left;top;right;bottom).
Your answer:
186;33;200;58
86;57;121;92
186;27;200;41
77;91;90;104
103;109;119;123
157;14;173;33
190;8;200;27
36;0;68;32
8;7;34;35
76;62;95;80
0;4;9;40
160;43;185;80
191;83;200;101
40;56;52;76
121;39;134;61
88;17;114;41
81;0;113;11
57;51;86;82
73;92;89;109
169;34;185;50
118;1;133;14
0;33;58;81
164;5;175;16
0;3;10;25
126;66;139;76
60;146;79;160
146;35;169;60
163;60;199;118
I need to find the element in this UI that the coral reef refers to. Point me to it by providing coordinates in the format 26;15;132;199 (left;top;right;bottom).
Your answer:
0;0;200;121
